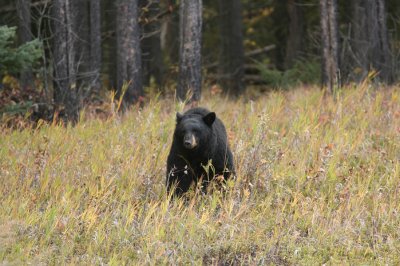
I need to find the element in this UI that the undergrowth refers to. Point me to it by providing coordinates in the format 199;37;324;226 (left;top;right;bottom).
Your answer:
0;84;399;264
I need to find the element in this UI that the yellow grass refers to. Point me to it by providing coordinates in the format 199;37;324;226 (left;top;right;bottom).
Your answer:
1;84;399;264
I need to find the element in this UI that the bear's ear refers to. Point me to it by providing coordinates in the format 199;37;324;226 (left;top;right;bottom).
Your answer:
203;112;216;126
176;112;183;123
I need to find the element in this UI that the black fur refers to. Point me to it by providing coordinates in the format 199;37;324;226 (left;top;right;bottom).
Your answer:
166;107;234;196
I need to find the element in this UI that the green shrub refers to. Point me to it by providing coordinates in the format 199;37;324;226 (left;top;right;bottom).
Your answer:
256;58;321;89
0;25;42;75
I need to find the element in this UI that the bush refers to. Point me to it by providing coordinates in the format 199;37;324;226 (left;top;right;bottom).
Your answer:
0;25;42;76
256;58;321;89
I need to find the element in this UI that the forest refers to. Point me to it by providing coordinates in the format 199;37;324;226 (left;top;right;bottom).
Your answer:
1;0;400;264
0;0;399;121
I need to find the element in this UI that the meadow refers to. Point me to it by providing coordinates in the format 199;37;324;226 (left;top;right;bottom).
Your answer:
1;84;399;264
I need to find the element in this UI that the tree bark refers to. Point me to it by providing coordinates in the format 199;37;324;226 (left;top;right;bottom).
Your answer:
75;0;90;92
52;0;80;122
177;0;202;102
217;0;245;96
271;1;288;71
116;0;143;106
16;0;34;90
161;1;179;66
90;0;102;92
284;0;304;69
320;0;340;93
116;1;127;93
351;0;392;83
102;0;117;90
141;0;165;88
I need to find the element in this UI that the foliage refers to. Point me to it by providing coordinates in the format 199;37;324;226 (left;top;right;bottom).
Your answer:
0;84;399;264
0;25;42;76
257;58;321;89
0;74;47;126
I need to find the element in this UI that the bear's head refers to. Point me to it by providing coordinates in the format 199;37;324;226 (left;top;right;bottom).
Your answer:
174;111;216;150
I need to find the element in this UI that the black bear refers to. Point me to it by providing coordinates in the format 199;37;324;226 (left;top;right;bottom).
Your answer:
166;107;234;196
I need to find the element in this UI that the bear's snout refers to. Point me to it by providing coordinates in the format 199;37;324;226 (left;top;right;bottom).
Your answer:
183;133;197;149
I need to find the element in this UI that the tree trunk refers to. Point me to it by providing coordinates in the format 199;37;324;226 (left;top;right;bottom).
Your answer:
52;0;80;122
75;0;90;93
16;0;34;90
102;0;117;90
351;0;392;83
141;0;165;88
161;1;179;66
90;0;102;92
217;0;245;96
271;1;288;71
177;0;202;102
116;1;127;93
320;0;340;93
116;0;143;106
284;0;304;69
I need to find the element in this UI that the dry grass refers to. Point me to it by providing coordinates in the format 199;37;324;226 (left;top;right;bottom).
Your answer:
1;84;399;264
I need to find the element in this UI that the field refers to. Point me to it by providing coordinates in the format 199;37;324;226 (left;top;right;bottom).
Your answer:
1;84;399;264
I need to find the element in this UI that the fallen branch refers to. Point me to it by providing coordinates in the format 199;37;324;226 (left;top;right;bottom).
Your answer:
245;44;276;57
205;44;275;69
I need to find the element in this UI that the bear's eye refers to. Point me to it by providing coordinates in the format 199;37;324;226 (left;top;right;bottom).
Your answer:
192;128;201;135
175;129;185;137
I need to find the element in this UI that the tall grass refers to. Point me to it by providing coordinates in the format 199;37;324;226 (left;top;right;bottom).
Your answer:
1;84;399;264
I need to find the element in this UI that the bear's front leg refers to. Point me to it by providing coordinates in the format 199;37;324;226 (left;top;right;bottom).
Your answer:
166;158;196;197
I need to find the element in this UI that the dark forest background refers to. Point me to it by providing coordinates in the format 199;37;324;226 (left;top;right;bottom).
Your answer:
0;0;399;123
